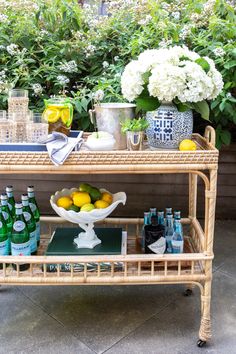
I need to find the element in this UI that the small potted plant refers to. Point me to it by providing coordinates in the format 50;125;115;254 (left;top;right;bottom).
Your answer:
121;117;149;151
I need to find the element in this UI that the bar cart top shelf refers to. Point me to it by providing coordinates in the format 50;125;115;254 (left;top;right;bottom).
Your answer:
0;126;218;174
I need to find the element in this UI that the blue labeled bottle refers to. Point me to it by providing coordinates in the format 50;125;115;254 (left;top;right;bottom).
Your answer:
165;214;174;253
11;203;31;271
0;205;9;269
171;219;184;253
157;210;165;227
173;210;181;231
21;194;37;255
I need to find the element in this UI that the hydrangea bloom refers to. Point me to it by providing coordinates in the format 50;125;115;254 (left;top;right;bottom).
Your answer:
121;46;223;104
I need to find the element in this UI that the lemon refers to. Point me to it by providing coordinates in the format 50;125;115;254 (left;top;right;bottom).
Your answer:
80;203;95;212
57;196;73;209
70;190;80;198
61;108;70;125
101;192;113;205
73;192;91;207
94;200;109;209
43;107;61;123
179;139;197;151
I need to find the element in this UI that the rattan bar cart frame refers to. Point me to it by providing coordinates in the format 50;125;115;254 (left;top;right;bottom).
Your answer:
0;126;218;347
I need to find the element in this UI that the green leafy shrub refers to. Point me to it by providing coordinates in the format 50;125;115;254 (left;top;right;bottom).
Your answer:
0;0;235;147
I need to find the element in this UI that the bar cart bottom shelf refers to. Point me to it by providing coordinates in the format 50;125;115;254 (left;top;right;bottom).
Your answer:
0;217;213;347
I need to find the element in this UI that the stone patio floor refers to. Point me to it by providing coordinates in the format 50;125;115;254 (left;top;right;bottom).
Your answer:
0;220;235;354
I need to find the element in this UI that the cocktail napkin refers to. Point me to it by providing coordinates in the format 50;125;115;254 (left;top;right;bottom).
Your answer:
43;131;83;166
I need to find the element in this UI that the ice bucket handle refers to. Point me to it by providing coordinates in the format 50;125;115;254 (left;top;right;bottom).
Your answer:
89;109;96;126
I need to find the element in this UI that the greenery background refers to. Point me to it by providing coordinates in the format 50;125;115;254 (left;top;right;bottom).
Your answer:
0;0;235;148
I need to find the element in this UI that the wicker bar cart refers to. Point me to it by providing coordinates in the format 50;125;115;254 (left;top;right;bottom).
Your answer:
0;126;218;347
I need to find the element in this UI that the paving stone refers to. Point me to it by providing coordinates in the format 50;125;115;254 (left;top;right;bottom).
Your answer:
0;286;93;354
213;220;236;270
19;284;179;353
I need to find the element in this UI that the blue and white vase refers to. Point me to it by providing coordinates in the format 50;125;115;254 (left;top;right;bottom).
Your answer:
146;102;193;149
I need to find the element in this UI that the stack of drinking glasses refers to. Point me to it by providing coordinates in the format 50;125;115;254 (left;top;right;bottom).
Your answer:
0;89;49;144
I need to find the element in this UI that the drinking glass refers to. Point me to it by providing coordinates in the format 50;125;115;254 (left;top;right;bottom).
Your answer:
0;111;16;143
26;113;49;143
9;111;31;143
8;89;29;113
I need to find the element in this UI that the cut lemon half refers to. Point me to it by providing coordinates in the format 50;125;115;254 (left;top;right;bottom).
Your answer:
43;107;61;123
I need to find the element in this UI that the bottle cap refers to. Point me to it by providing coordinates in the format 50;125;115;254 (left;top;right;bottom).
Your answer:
1;193;8;200
158;210;164;214
166;214;173;218
27;186;34;192
15;203;23;209
6;185;13;191
21;194;29;201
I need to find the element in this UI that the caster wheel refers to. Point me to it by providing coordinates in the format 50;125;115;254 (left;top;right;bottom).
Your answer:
197;339;206;348
183;289;192;296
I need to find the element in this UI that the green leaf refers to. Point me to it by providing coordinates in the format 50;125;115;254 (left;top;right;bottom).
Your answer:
195;58;210;73
136;97;160;112
175;102;192;112
220;130;231;145
219;99;226;112
193;101;210;120
224;60;236;69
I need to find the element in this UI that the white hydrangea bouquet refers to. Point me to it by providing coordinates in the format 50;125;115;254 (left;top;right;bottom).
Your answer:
121;46;223;120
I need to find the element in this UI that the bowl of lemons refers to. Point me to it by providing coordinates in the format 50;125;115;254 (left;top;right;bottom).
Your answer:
50;183;127;249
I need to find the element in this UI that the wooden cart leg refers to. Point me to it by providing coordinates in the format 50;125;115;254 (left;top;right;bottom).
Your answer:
198;275;212;346
198;169;217;347
185;173;198;296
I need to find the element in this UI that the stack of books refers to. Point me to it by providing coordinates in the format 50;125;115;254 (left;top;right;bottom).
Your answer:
45;227;127;272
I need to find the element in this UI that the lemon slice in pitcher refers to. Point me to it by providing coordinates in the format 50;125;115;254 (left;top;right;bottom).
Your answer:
61;108;70;125
43;107;61;123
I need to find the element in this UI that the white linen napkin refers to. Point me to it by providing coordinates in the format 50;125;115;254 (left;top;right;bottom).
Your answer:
43;131;83;166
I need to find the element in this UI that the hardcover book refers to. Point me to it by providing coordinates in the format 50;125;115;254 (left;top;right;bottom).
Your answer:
45;227;127;273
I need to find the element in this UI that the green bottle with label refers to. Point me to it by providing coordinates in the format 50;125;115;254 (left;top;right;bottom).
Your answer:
6;185;15;218
11;203;31;271
27;186;40;246
21;194;37;255
0;205;9;269
1;193;13;252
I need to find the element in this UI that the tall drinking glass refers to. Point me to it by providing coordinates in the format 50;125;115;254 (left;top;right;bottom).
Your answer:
26;113;49;143
9;111;31;143
0;111;16;143
8;89;29;113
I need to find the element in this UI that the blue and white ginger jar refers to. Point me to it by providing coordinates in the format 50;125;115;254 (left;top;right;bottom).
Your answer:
146;102;193;149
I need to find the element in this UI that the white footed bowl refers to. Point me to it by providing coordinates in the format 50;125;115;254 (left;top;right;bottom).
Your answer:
50;188;127;248
50;188;126;223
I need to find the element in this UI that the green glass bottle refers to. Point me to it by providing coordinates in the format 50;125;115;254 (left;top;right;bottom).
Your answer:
0;205;9;269
27;186;40;246
11;203;31;271
1;193;13;253
6;185;15;217
21;194;37;255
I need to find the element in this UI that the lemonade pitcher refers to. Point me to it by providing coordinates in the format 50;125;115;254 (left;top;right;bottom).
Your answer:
42;97;73;136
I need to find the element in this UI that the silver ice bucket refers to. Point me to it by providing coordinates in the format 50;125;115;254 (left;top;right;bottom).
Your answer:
89;103;136;150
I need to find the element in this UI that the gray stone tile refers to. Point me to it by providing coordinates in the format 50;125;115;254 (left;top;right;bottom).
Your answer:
105;271;236;354
12;337;94;354
0;286;93;354
213;220;236;270
105;289;202;354
20;284;179;353
210;271;236;351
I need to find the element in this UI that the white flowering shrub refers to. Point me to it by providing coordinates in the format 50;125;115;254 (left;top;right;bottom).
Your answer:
0;0;235;145
121;46;224;120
